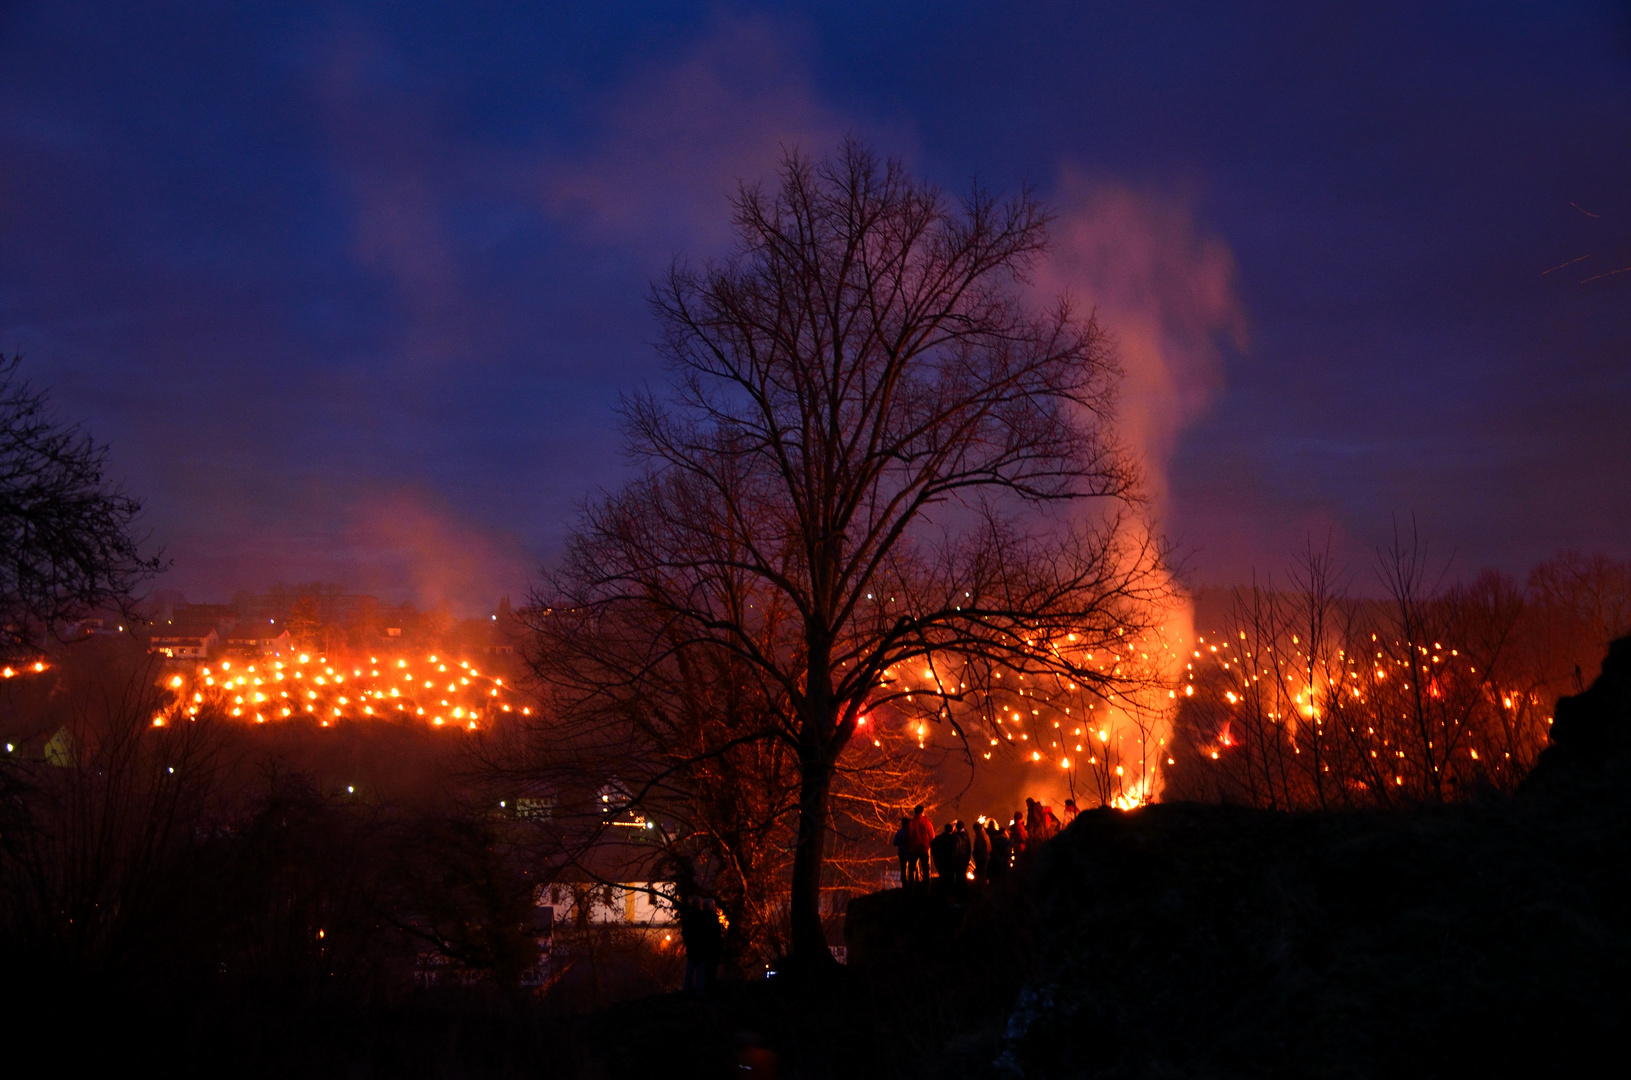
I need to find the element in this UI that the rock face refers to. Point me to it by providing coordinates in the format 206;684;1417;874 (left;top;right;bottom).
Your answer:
844;887;960;968
1530;634;1631;778
996;637;1631;1080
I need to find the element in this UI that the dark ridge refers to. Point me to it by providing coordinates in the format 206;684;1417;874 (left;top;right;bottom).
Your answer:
997;635;1631;1079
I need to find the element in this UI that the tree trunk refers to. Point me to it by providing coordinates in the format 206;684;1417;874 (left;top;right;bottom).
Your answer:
788;748;837;970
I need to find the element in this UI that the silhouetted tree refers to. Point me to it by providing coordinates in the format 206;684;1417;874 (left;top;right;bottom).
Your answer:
388;815;540;991
285;595;322;649
0;639;217;977
1526;551;1631;691
1167;539;1631;808
0;355;162;657
528;142;1165;965
509;611;932;971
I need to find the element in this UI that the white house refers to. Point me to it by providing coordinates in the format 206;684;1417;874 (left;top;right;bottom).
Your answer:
224;624;292;656
537;878;678;926
149;626;218;659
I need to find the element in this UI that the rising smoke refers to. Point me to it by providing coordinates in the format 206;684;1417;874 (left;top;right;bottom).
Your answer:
1027;178;1244;806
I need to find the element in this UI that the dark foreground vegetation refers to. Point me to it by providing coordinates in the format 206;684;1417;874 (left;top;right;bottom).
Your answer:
2;186;1626;1074
591;636;1631;1080
0;634;1624;1079
1006;645;1631;1078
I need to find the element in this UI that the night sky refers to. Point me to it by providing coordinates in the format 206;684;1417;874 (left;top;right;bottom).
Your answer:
1;2;1627;611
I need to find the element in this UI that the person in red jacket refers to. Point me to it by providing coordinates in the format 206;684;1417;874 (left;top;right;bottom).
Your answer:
905;804;934;888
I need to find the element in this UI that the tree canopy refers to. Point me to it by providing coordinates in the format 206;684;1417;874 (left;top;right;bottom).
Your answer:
0;356;161;657
527;143;1168;965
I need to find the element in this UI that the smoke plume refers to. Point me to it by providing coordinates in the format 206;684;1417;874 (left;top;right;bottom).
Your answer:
1033;177;1246;804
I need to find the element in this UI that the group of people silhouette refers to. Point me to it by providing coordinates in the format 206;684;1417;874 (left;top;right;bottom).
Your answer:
891;796;1078;895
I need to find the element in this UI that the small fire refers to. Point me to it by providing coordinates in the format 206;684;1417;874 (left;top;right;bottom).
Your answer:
156;652;519;730
1110;779;1149;811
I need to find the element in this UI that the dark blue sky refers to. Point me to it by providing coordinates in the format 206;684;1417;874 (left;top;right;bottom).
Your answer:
1;1;1627;609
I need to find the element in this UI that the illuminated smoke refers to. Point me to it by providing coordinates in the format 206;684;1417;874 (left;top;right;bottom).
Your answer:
1036;177;1244;511
1029;178;1246;804
337;490;532;617
162;486;531;619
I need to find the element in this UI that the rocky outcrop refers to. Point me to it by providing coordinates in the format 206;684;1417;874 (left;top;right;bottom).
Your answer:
1527;634;1631;781
995;636;1631;1079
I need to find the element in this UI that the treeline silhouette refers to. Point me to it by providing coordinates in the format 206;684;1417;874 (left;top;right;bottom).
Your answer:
0;636;568;1078
995;631;1631;1079
5;570;1630;1077
1167;545;1630;809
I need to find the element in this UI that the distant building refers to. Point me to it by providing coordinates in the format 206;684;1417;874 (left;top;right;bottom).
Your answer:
66;617;109;637
537;877;678;927
42;726;76;767
532;836;680;927
223;624;292;656
150;626;218;659
235;588;378;630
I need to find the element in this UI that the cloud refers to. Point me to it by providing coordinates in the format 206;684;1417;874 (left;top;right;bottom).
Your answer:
538;15;854;259
310;17;472;367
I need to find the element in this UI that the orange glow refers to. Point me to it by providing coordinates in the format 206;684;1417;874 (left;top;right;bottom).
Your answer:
155;651;523;731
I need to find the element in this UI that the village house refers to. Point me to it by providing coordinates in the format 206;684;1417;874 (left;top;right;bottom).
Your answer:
149;626;218;659
538;876;678;927
223;623;293;656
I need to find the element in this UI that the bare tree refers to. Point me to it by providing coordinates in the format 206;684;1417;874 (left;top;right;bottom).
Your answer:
0;355;162;657
0;643;219;975
513;582;934;971
528;143;1164;965
1165;537;1620;808
1526;551;1631;691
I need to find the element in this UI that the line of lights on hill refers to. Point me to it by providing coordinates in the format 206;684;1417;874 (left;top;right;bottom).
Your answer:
8;618;1547;803
853;616;1556;805
869;625;1188;810
1180;632;1550;784
153;652;530;730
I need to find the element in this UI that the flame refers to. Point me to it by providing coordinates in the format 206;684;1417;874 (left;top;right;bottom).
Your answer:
1110;778;1149;810
153;651;520;730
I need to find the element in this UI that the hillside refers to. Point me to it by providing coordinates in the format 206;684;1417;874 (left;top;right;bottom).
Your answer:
995;636;1631;1078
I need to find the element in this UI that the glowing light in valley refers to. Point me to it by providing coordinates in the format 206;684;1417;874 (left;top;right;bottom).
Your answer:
153;652;521;731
